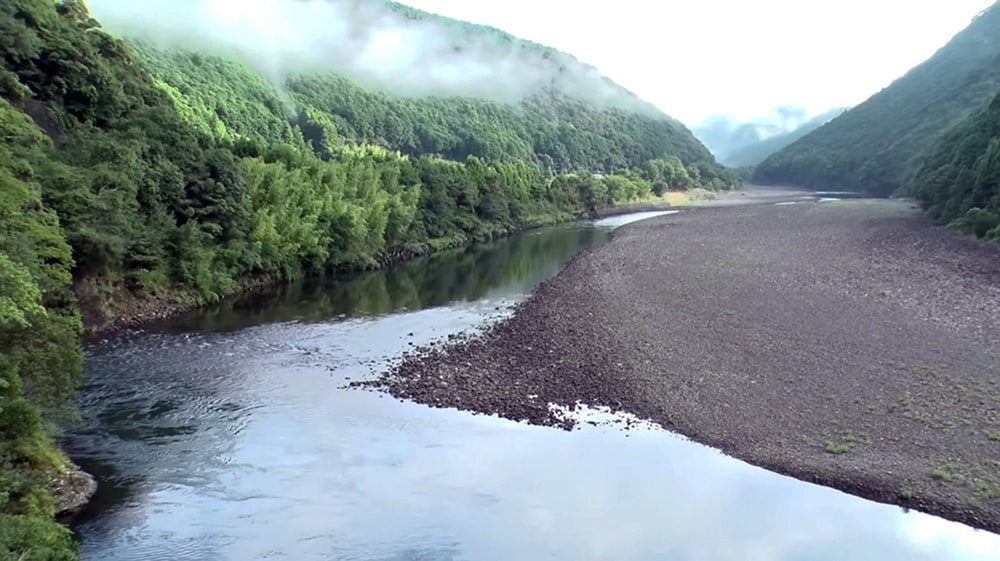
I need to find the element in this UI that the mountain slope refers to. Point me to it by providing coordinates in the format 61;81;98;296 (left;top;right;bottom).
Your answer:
753;4;1000;194
724;108;847;168
88;0;716;174
134;41;714;175
909;90;1000;240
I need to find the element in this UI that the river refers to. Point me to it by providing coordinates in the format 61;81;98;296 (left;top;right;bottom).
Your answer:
64;212;1000;561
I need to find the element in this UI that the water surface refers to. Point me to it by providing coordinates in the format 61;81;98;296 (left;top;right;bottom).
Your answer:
66;212;1000;561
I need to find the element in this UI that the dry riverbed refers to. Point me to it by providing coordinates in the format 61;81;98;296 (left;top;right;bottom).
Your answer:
357;195;1000;533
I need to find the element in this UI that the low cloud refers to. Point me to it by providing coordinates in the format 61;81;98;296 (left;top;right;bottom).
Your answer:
85;0;662;116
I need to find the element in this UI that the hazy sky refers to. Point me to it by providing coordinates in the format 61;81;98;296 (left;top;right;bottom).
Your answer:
401;0;995;124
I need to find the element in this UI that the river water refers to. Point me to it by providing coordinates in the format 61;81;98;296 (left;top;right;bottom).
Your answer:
65;212;1000;561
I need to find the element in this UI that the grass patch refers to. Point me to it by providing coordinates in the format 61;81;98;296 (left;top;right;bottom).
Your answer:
665;188;719;207
824;441;855;454
932;466;954;481
823;430;870;454
970;481;1000;499
987;431;1000;441
686;188;719;202
899;489;913;501
897;385;956;430
843;431;871;444
926;462;1000;499
664;191;689;206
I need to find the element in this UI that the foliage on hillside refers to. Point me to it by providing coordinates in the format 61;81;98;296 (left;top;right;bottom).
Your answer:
0;101;79;561
753;4;1000;195
0;1;737;557
132;42;715;176
909;91;1000;240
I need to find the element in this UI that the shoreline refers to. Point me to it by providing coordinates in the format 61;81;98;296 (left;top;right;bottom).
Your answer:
76;198;684;335
57;188;836;522
358;196;1000;534
78;186;815;334
56;195;697;517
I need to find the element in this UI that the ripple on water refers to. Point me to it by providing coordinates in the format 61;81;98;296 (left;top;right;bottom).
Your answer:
67;213;1000;561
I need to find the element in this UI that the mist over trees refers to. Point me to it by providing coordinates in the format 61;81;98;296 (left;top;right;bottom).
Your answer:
5;0;1000;558
85;0;666;117
0;1;737;556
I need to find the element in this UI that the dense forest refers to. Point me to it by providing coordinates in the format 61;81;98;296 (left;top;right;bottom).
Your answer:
909;91;1000;241
753;3;1000;195
0;1;736;558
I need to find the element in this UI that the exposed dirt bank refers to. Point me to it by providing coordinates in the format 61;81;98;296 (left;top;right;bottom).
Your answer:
359;198;1000;533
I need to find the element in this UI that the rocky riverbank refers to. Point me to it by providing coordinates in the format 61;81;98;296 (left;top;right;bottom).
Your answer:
51;461;97;520
358;197;1000;533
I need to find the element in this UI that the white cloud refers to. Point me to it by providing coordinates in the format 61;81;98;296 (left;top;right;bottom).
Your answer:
401;0;996;123
84;0;997;124
86;0;662;116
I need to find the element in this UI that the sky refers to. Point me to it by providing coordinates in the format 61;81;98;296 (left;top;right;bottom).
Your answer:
398;0;996;124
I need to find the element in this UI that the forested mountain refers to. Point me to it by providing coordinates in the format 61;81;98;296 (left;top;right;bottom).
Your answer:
753;3;1000;195
88;0;713;173
134;42;712;175
724;107;847;168
0;1;736;557
910;91;1000;241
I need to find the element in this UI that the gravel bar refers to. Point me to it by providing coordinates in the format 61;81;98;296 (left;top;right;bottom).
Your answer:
356;197;1000;533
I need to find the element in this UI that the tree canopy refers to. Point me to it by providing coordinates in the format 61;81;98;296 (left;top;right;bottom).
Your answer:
909;90;1000;241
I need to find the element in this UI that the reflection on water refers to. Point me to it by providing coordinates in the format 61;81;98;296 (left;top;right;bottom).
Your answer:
151;213;673;335
66;212;1000;561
